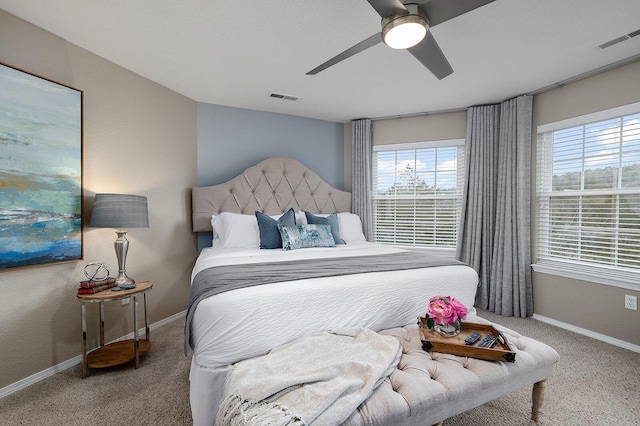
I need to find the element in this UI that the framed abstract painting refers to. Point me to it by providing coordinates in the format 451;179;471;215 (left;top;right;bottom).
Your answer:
0;62;83;270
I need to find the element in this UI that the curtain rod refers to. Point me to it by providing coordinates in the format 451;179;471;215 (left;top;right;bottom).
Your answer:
369;54;640;122
371;107;466;121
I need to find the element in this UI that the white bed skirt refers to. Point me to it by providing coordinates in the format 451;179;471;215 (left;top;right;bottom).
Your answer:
189;359;230;426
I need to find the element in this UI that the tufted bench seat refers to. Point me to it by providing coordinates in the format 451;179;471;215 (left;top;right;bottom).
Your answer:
342;316;560;426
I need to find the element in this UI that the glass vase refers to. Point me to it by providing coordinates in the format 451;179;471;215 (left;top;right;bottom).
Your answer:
434;322;459;337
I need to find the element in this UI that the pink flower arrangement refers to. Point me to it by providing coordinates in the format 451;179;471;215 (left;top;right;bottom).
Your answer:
426;295;468;330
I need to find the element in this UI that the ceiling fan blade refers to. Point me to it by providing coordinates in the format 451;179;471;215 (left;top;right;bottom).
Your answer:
407;33;453;80
307;33;382;75
366;0;408;18
418;0;495;27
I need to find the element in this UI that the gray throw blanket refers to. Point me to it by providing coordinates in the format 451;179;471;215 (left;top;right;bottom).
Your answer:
185;251;464;354
215;327;402;426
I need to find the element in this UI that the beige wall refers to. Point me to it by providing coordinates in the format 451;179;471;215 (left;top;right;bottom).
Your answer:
344;62;640;347
343;111;467;191
371;111;468;145
0;10;198;389
532;60;640;346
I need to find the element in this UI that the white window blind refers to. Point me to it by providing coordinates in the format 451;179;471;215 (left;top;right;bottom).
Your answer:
373;140;465;249
536;107;640;282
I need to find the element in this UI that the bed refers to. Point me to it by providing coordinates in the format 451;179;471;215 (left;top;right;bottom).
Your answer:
187;157;482;425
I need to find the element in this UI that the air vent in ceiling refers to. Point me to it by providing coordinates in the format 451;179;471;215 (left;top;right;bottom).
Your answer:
599;29;640;49
270;92;299;101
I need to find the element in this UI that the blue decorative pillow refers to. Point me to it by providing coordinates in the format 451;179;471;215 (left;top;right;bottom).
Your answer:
278;224;336;251
304;212;346;244
255;208;296;249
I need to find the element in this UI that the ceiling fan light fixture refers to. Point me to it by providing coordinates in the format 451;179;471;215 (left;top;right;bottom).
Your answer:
382;5;428;49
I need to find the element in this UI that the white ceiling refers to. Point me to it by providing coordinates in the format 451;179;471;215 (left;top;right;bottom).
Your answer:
2;0;640;123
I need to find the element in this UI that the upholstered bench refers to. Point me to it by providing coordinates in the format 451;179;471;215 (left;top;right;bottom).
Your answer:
342;316;560;426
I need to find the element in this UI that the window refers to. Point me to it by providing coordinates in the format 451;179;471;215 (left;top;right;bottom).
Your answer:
535;102;640;289
373;140;465;250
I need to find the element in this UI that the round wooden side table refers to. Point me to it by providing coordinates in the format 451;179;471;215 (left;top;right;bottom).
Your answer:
77;281;153;378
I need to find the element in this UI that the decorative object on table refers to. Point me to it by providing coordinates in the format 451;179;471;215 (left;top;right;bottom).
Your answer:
418;317;516;363
0;62;83;271
83;262;110;282
89;194;149;290
78;264;115;294
424;295;468;337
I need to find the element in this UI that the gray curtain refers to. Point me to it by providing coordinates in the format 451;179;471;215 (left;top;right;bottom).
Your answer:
351;118;373;241
457;95;533;317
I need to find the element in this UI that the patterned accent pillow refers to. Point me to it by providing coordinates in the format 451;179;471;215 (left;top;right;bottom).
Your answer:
278;224;336;251
304;212;346;244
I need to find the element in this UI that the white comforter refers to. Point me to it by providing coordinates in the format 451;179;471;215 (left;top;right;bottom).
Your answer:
189;242;478;369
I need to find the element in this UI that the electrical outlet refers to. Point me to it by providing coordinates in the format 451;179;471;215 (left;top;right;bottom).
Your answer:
625;295;637;310
121;297;130;306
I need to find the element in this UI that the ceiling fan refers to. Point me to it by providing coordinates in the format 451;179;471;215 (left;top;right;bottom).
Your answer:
307;0;496;80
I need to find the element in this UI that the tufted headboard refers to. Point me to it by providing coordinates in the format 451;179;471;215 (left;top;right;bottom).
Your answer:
192;157;352;232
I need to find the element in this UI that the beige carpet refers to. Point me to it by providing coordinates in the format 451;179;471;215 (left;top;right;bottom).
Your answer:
1;310;639;426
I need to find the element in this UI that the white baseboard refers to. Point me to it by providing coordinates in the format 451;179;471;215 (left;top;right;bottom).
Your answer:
532;313;640;353
0;310;187;400
0;354;84;400
115;309;186;342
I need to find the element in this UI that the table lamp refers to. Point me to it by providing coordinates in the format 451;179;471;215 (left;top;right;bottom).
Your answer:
90;193;149;289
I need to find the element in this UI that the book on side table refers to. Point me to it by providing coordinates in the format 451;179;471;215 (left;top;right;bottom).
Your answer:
77;277;117;294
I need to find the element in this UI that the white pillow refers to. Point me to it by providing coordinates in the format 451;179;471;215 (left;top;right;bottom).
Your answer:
337;212;366;243
295;210;308;225
211;212;260;249
210;215;218;246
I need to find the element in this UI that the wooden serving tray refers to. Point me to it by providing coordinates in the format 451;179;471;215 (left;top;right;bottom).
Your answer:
418;317;516;363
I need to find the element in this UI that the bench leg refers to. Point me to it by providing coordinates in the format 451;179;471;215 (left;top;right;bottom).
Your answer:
433;380;547;426
531;379;547;422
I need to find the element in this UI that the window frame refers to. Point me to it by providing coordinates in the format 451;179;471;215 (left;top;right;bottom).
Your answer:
372;139;465;254
533;101;640;291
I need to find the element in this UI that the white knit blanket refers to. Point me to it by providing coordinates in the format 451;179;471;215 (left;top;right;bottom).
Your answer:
215;327;402;426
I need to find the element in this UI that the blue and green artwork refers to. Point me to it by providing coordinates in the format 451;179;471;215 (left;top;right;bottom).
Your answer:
0;63;82;270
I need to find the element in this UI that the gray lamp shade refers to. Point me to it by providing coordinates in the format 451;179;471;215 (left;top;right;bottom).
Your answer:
90;194;149;229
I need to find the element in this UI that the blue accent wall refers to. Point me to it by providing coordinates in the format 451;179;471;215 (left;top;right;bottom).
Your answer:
196;103;345;249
